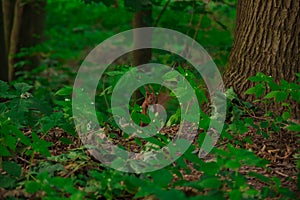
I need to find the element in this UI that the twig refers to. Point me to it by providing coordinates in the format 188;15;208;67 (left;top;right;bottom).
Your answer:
154;0;171;27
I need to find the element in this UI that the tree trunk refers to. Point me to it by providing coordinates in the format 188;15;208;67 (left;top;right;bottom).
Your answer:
223;0;300;118
2;0;15;55
0;3;8;81
132;1;152;104
8;0;24;82
19;0;46;72
0;0;46;82
132;1;152;67
1;0;15;81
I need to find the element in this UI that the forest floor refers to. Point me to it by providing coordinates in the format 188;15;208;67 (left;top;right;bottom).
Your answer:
0;123;299;199
18;122;299;198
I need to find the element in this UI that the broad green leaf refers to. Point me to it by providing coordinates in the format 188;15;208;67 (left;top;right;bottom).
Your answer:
14;83;32;93
264;91;278;99
154;189;187;200
230;190;242;200
150;169;173;187
0;145;11;156
0;81;9;98
244;87;256;95
275;91;288;102
2;161;22;177
247;72;271;82
290;90;300;102
31;132;52;157
247;82;269;98
225;160;241;169
282;112;291;121
25;181;41;193
287;124;300;132
199;176;222;189
5;134;17;150
0;175;15;188
200;161;220;175
59;137;73;144
55;86;73;96
244;189;260;198
162;70;179;81
248;171;271;183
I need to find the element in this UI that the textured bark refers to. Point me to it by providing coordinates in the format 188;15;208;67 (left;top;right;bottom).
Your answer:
0;0;46;82
19;0;46;71
0;2;8;82
132;2;152;67
224;0;300;117
1;0;15;81
8;0;24;82
2;0;15;55
132;1;152;104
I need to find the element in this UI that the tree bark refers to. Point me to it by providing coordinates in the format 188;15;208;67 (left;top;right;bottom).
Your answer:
19;0;46;71
223;0;300;118
8;0;24;82
2;0;15;56
0;0;46;82
132;1;152;104
132;1;152;67
0;3;8;81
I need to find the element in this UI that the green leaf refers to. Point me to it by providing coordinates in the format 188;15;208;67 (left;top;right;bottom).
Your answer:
105;71;125;76
0;145;11;156
59;137;73;144
25;181;41;193
248;172;271;183
254;84;266;98
275;91;288;102
55;86;73;96
244;87;256;95
14;82;32;93
199;177;222;189
282;112;291;121
154;189;186;200
0;175;15;188
150;169;173;187
264;91;278;99
5;134;17;150
200;161;220;175
247;72;271;82
41;112;64;133
230;189;242;200
162;70;179;81
2;161;22;177
287;124;300;132
31;132;52;156
225;160;241;169
290;90;300;102
0;80;9;97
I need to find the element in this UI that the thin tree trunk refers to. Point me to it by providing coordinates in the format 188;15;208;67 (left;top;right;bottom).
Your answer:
132;1;152;104
8;0;24;82
2;0;15;56
132;4;152;67
224;0;300;118
0;0;46;82
0;2;8;82
19;0;46;71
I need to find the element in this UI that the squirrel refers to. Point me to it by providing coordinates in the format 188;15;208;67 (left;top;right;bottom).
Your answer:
140;85;158;127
